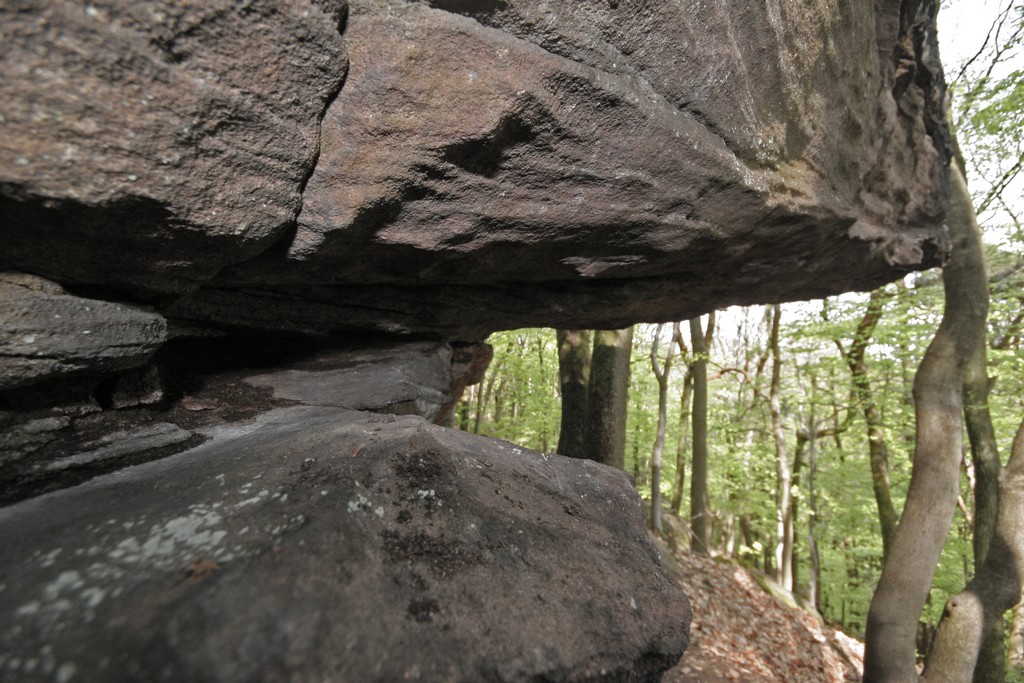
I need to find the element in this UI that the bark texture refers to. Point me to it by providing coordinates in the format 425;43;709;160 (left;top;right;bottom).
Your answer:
769;304;795;591
863;160;989;682
924;418;1024;682
583;328;633;470
650;324;676;534
555;329;591;460
690;317;712;555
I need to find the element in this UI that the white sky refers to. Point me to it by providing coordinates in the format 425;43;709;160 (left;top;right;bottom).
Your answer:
937;0;1023;236
938;0;1003;70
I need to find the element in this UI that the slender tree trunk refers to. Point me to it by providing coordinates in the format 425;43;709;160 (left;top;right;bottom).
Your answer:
672;370;694;514
792;434;804;593
1010;599;1024;674
925;418;1024;682
845;287;900;560
963;327;1006;683
650;324;676;534
768;304;795;591
808;415;822;611
584;327;633;469
672;323;693;514
556;329;591;459
863;160;989;682
690;315;713;554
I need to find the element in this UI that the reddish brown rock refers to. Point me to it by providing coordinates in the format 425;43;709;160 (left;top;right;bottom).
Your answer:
3;0;949;341
171;0;951;338
0;0;348;295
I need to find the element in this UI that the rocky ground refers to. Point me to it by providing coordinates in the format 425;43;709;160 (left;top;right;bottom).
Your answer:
663;547;863;682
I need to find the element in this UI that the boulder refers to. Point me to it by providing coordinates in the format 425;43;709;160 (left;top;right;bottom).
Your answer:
2;0;950;341
0;407;691;682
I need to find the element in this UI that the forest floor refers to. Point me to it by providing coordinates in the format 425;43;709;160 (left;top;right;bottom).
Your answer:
661;545;864;682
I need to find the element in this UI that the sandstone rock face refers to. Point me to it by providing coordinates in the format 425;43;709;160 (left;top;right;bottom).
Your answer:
3;0;949;341
0;0;348;296
0;340;470;502
170;0;951;337
0;3;951;677
0;273;166;390
0;406;691;682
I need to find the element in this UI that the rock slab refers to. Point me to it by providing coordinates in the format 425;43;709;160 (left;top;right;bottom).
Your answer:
2;0;952;342
0;273;166;390
0;407;691;682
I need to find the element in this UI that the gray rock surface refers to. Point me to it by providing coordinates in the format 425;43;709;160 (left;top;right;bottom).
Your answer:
0;340;477;502
245;341;455;421
0;273;167;390
0;407;691;682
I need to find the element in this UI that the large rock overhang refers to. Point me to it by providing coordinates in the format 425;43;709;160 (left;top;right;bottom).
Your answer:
2;0;949;343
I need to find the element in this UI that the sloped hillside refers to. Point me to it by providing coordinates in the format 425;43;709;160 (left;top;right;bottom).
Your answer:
662;543;864;682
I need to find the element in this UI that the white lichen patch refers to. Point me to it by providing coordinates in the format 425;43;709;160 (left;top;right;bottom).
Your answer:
347;493;373;513
234;489;270;508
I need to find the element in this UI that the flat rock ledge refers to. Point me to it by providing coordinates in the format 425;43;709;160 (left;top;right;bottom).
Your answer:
0;407;690;682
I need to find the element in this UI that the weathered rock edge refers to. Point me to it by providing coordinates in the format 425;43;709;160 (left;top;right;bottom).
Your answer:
0;407;691;682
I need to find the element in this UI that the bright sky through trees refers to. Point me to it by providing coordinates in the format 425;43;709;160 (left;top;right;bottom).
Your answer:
939;0;1024;237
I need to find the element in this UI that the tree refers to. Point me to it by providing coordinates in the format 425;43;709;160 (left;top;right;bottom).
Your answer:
556;329;591;459
671;325;695;514
649;323;677;533
584;328;634;469
837;287;901;560
863;160;990;682
768;304;796;591
690;314;714;555
925;416;1024;683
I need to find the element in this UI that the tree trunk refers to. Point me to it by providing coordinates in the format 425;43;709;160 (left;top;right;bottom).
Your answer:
690;315;713;555
1010;599;1024;674
845;287;900;561
555;329;591;459
650;324;676;534
583;327;633;469
863;159;989;682
672;323;693;514
962;325;1006;683
672;370;694;514
768;304;795;591
925;418;1024;682
808;414;822;611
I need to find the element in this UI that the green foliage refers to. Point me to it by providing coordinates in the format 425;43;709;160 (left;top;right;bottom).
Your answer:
458;270;1012;637
949;0;1024;230
458;329;560;452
